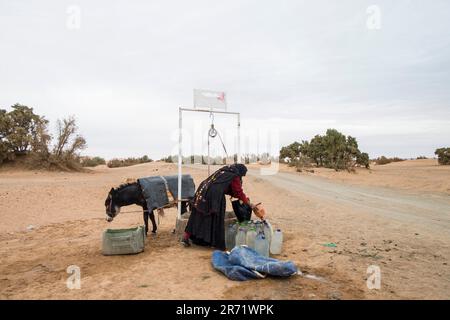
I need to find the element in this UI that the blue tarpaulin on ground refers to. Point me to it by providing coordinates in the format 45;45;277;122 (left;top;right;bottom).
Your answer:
211;246;298;281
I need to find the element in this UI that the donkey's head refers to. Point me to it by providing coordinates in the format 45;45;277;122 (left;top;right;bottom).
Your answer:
105;188;121;222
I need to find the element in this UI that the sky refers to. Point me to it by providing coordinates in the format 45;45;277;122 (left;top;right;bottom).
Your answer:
1;0;449;160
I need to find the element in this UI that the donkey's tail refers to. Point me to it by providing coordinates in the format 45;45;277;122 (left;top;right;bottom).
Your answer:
157;208;165;217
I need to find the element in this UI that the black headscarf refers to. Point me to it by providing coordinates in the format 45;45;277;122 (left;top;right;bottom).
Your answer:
234;163;248;177
193;164;248;215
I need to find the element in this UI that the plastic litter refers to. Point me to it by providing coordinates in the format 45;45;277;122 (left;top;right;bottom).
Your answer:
321;242;337;248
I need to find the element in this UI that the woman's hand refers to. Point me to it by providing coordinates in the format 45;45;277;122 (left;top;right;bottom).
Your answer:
252;203;266;220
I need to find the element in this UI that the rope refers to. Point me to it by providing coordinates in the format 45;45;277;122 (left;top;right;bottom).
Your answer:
216;130;229;158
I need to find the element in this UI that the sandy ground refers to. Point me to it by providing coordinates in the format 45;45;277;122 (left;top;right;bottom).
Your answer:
273;159;450;195
0;160;449;299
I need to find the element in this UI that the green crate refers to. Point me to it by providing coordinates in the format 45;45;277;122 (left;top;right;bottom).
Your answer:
102;226;145;255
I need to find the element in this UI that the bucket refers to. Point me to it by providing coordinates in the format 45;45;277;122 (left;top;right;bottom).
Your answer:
102;226;145;255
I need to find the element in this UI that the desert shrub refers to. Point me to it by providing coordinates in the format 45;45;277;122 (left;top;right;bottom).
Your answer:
47;116;87;170
293;155;313;170
356;152;370;168
375;156;404;165
416;156;428;160
435;148;450;165
27;116;87;170
161;155;173;163
107;156;153;168
375;156;390;165
0;105;86;170
280;142;302;164
0;104;47;164
81;156;106;167
280;129;369;170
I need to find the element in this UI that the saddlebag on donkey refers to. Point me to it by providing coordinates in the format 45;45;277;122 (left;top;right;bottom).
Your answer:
102;226;145;255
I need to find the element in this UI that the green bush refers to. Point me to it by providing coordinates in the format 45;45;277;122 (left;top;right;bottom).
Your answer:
356;152;370;168
161;155;173;163
279;129;370;170
375;156;404;165
107;156;153;168
81;156;106;167
435;148;450;165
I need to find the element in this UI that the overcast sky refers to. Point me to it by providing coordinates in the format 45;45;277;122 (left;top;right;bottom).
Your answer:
1;0;449;159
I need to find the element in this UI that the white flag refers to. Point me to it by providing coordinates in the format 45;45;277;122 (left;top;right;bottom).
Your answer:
194;89;227;110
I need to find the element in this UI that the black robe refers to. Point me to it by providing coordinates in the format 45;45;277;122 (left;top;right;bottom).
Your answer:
185;164;247;250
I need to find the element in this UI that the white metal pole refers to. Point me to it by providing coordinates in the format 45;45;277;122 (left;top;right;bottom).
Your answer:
237;113;241;163
177;108;182;220
207;134;210;176
208;110;212;176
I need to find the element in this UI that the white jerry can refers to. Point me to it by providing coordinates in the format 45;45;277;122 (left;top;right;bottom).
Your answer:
270;229;283;255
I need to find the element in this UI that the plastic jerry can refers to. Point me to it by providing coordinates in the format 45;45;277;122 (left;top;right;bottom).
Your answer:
235;227;247;247
254;232;269;257
102;226;145;255
270;229;283;254
225;223;238;250
245;227;257;250
263;220;273;245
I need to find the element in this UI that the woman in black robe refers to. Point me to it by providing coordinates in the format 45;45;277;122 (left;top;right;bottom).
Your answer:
182;163;253;250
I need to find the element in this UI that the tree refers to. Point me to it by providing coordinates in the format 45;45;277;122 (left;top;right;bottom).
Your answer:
6;104;44;154
53;116;86;158
0;104;47;163
435;147;450;165
28;117;51;164
322;129;348;169
0;105;88;170
356;152;370;168
308;135;324;166
279;128;370;170
0;109;10;163
279;141;302;162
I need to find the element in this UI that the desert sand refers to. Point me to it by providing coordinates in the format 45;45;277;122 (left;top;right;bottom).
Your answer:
0;160;449;299
273;159;450;195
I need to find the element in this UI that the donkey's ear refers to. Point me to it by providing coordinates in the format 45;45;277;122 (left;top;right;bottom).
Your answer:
109;188;115;194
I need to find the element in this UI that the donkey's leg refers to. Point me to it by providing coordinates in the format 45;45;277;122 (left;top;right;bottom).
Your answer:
181;201;188;214
149;210;157;234
143;210;149;236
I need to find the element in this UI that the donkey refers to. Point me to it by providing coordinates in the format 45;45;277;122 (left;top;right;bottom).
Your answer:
104;181;189;235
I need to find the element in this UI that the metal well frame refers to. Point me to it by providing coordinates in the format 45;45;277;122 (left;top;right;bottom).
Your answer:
177;107;241;219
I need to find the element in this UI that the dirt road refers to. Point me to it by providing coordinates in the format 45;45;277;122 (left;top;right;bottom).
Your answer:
251;169;450;233
246;168;450;299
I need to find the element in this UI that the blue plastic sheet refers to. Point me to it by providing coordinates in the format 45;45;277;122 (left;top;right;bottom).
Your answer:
211;246;298;281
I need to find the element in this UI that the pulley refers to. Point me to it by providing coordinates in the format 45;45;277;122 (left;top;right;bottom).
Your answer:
208;124;217;138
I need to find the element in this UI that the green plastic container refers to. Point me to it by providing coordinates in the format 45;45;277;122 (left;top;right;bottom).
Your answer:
102;226;145;255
